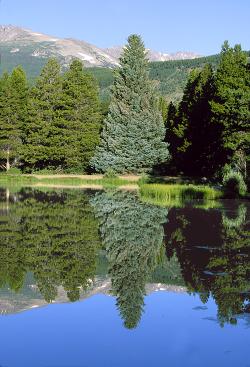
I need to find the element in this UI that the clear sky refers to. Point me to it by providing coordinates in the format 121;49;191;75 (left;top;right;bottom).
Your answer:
0;0;249;55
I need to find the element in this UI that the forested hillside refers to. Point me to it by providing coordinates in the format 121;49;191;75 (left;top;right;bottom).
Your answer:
86;55;221;102
87;53;249;102
1;43;249;102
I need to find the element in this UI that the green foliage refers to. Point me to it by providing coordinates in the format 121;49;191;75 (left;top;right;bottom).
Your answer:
103;168;117;179
0;67;28;171
21;58;64;171
91;34;169;173
0;189;100;301
21;58;101;172
149;54;221;101
163;42;250;179
0;42;57;81
81;54;223;103
60;59;101;172
165;203;250;326
91;190;167;328
166;64;220;175
222;170;247;197
139;183;222;207
222;204;247;229
7;167;22;174
158;96;168;121
211;42;250;169
0;41;248;177
137;173;150;185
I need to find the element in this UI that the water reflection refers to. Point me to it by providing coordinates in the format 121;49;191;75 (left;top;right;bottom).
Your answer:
164;202;250;326
0;188;249;329
91;190;167;328
0;189;100;302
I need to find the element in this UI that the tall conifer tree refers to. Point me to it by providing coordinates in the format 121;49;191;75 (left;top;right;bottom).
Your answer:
177;64;218;175
0;67;28;171
61;59;101;172
211;42;250;173
22;58;64;171
91;34;169;173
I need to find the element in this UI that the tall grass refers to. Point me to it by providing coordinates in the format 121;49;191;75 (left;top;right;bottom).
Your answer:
139;183;222;208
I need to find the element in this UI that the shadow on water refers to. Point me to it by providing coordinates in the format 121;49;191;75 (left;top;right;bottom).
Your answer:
0;187;249;329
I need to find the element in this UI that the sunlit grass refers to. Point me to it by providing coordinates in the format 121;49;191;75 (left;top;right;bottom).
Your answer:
139;183;222;208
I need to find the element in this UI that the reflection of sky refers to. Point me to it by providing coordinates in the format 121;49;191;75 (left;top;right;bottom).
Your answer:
0;292;249;367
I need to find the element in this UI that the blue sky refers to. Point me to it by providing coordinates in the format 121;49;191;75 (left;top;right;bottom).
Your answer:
0;0;249;55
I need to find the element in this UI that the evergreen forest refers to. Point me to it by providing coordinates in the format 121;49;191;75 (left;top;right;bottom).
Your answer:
0;35;249;190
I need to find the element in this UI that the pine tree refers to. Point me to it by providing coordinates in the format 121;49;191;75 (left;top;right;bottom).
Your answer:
179;64;219;176
211;42;250;173
167;64;225;176
91;34;169;173
168;69;200;174
61;59;101;172
22;58;64;171
0;67;28;171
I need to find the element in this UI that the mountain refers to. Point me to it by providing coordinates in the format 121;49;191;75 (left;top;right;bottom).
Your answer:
0;24;119;71
2;25;248;103
103;45;200;62
0;25;200;79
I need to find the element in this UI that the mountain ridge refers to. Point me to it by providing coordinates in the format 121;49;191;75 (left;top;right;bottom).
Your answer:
0;24;201;70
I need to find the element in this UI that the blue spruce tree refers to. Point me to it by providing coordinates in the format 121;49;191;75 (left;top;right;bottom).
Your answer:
91;34;169;173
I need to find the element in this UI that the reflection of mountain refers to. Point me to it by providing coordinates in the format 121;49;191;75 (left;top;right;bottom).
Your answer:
0;275;111;315
0;270;186;316
0;280;186;316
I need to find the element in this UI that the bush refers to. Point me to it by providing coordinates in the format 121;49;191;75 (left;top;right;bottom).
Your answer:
103;168;117;179
7;167;22;175
222;170;247;197
138;173;150;186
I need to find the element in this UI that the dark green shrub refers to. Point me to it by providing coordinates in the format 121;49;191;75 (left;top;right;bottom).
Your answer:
222;170;247;197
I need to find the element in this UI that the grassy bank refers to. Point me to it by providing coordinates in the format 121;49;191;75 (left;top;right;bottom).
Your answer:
0;174;138;189
0;174;226;208
139;183;222;208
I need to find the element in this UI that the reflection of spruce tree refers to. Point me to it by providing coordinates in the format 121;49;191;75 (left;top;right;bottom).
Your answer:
0;189;100;302
91;191;167;329
210;203;250;325
165;204;250;326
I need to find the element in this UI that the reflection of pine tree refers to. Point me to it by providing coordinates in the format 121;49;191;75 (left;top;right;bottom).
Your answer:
0;189;100;302
91;191;167;329
0;192;26;291
165;204;250;326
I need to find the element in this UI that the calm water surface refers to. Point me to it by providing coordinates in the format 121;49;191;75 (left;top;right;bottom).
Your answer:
0;188;249;367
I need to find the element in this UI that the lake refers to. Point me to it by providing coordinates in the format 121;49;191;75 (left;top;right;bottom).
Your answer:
0;188;249;367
